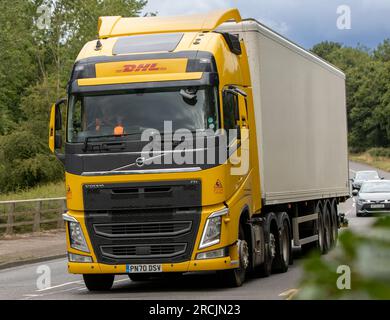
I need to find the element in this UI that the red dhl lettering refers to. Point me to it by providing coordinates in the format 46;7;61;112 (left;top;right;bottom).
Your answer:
117;63;162;73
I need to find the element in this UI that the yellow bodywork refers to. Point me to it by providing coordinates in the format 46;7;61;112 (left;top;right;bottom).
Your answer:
48;104;55;153
62;8;262;275
97;8;241;38
78;72;203;87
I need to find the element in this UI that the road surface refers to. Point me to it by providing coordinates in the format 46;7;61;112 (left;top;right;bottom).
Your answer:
0;162;387;300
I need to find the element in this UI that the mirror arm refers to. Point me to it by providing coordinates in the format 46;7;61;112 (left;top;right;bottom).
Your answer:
55;98;67;107
55;152;65;165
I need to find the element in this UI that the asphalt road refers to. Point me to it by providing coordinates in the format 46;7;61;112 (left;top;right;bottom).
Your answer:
0;161;387;300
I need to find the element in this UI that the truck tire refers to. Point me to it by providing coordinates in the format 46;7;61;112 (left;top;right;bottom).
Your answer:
253;212;277;277
83;274;115;291
321;204;332;254
330;199;339;249
273;213;291;273
217;225;249;287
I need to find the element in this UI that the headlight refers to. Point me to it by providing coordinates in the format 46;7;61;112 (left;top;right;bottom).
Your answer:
196;247;228;260
199;207;229;249
358;199;370;205
68;221;89;253
68;253;93;263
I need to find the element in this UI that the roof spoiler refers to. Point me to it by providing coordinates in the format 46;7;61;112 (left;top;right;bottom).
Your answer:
98;8;242;39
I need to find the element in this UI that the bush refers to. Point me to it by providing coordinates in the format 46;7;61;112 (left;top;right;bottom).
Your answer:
296;217;390;300
368;147;390;158
0;131;64;193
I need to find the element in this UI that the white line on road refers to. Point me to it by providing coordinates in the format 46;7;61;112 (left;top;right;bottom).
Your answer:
279;288;299;300
36;280;82;292
114;278;130;284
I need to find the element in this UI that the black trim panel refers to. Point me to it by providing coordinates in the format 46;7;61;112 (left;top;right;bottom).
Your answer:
83;180;202;265
71;73;219;94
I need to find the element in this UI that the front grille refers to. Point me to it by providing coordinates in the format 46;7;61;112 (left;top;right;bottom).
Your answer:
94;221;193;238
83;180;201;265
101;243;187;259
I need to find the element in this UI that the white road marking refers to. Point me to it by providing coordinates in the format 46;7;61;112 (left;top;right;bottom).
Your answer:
21;286;86;300
114;278;129;284
279;288;299;300
36;280;82;292
28;277;129;298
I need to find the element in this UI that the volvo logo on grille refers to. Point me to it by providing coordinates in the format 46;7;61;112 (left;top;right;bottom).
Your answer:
136;157;146;168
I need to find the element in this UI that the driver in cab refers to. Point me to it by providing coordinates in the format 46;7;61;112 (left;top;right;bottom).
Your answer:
95;107;124;136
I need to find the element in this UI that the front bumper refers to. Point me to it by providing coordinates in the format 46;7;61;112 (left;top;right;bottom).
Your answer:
356;203;390;216
68;255;239;274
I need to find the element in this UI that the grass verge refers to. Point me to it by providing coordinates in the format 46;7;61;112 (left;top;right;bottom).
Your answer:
350;152;390;172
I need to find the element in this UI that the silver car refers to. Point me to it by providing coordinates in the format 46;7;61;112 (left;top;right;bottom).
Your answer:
353;180;390;217
351;170;382;190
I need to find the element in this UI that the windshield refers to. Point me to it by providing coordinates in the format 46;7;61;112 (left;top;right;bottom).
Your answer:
355;171;379;181
67;87;220;143
360;181;390;193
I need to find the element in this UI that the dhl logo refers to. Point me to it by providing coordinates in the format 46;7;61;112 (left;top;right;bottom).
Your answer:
95;58;188;78
117;63;167;73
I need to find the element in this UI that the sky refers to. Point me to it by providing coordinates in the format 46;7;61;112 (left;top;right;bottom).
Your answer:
143;0;390;50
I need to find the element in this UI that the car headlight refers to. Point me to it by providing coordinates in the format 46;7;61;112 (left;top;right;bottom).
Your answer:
199;207;229;249
68;221;89;253
358;199;370;205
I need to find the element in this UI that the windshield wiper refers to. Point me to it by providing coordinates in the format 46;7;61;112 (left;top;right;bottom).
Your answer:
83;132;142;152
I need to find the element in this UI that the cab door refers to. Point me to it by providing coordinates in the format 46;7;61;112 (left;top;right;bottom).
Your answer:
222;87;250;178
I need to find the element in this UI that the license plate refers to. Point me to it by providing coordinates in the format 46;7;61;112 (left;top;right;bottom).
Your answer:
371;204;385;209
126;264;162;273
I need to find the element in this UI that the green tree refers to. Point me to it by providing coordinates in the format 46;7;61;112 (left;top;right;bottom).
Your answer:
374;39;390;62
312;41;390;151
0;0;147;192
0;0;38;133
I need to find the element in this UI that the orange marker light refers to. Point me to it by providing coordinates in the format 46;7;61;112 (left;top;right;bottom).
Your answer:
114;125;124;136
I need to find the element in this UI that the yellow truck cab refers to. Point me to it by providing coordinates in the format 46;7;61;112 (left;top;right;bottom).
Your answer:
49;8;349;290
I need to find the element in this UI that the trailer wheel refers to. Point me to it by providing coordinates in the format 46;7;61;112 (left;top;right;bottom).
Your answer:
321;204;332;254
273;213;291;273
83;274;115;291
217;225;249;287
330;199;339;248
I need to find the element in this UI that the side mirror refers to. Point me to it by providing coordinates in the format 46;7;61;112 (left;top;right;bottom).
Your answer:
352;189;359;196
381;177;385;180
49;98;67;160
55;134;63;150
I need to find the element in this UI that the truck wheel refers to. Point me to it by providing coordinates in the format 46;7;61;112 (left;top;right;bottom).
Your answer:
330;200;339;248
217;226;249;287
128;274;151;282
273;214;291;273
83;274;115;291
254;212;277;277
321;205;331;254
